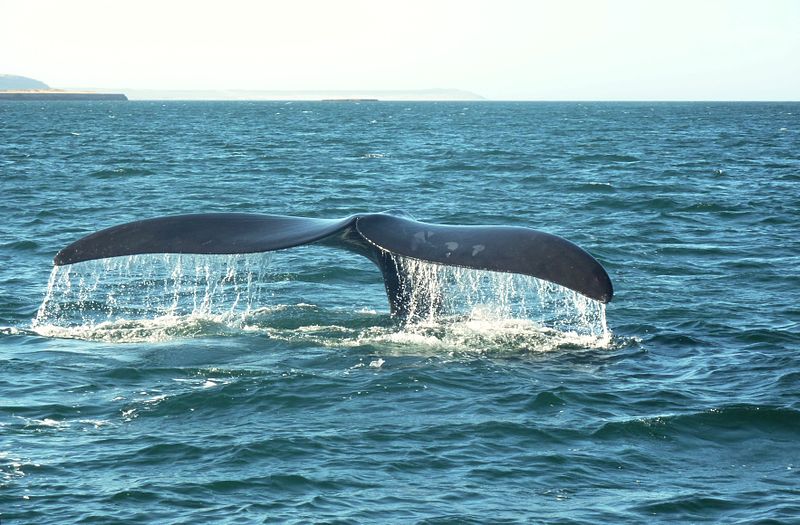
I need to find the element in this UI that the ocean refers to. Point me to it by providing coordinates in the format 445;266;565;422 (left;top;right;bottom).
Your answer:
1;100;798;523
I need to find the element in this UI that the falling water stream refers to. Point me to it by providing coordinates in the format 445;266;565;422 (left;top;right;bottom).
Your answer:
31;252;609;351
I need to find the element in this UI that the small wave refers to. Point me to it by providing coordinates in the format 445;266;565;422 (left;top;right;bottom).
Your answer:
634;494;739;515
425;162;483;172
735;327;800;345
568;182;616;193
0;326;29;336
571;154;640;163
4;414;114;434
363;316;611;355
31;313;238;343
676;202;743;214
89;167;154;179
593;405;800;440
1;239;39;251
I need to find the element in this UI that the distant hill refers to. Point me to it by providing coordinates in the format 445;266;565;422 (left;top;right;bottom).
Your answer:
0;75;49;90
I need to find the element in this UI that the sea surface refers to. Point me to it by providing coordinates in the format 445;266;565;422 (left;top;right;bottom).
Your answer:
1;100;798;524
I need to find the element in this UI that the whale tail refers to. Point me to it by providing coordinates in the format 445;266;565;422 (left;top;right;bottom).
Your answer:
54;212;613;318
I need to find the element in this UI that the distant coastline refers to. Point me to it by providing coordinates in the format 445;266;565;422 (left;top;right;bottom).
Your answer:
0;76;482;101
100;88;484;101
0;90;127;101
321;98;379;102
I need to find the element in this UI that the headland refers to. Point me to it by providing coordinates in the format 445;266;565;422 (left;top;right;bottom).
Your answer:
0;76;127;101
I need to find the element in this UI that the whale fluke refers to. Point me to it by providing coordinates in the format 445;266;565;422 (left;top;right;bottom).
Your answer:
54;212;613;318
53;213;355;265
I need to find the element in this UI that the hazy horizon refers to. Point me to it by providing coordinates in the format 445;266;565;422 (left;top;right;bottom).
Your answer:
59;87;489;101
63;89;800;102
2;0;798;101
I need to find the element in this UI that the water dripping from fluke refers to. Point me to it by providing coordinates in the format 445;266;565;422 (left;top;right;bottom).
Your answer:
32;253;276;343
376;253;612;354
31;253;611;350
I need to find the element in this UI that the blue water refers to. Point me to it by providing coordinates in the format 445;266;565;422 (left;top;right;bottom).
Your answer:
1;101;799;523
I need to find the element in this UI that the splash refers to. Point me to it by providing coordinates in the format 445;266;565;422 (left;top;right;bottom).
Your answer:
388;253;609;338
32;253;275;342
31;252;610;349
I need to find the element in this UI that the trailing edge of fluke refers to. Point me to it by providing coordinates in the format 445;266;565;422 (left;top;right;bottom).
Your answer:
54;211;613;318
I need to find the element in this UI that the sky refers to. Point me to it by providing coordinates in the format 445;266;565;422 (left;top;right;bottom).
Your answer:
1;0;798;100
